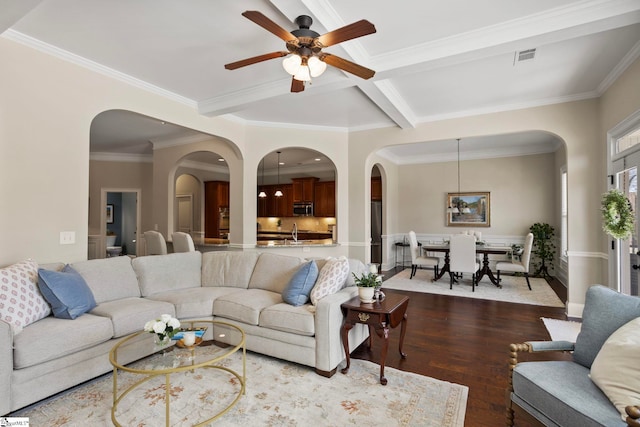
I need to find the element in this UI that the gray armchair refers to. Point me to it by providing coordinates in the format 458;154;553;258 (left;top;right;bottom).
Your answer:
507;285;640;426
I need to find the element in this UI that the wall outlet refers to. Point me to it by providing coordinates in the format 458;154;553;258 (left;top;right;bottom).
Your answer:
60;231;76;245
302;246;310;253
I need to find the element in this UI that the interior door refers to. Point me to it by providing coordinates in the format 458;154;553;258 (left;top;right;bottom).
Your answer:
612;153;639;296
121;192;138;256
176;195;193;234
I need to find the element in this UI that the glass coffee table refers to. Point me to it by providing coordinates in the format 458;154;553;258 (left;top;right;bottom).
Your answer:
109;320;246;426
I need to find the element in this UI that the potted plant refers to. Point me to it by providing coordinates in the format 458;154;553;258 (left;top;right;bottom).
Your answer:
352;272;381;303
529;223;555;278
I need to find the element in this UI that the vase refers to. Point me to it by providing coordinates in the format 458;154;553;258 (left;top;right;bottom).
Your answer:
154;334;171;347
358;286;375;303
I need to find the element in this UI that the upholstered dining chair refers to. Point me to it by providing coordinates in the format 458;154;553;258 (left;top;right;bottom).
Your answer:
449;233;480;291
143;230;168;255
172;232;195;253
496;233;534;290
408;231;439;279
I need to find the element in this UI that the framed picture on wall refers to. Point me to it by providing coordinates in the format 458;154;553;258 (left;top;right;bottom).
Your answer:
446;192;490;227
106;204;114;224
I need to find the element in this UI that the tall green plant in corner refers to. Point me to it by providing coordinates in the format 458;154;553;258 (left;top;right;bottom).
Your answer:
529;223;555;278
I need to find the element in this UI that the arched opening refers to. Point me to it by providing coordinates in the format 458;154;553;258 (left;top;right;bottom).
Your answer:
174;152;230;247
256;148;337;245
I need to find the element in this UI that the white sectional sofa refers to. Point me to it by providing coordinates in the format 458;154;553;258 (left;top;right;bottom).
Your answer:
0;251;369;415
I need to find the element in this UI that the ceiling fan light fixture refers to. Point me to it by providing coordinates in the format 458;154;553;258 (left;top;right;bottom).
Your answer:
282;54;302;75
293;65;311;82
308;56;327;77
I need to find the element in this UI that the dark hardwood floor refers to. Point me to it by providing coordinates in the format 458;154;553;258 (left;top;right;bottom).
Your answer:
350;267;572;427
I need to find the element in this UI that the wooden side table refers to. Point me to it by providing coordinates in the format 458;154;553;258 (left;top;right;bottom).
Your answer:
340;293;409;385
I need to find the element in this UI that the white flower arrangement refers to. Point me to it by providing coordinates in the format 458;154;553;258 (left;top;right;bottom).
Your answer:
144;314;181;341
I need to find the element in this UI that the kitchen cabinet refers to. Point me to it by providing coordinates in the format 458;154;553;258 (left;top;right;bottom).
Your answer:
314;181;335;217
371;176;382;201
205;181;230;238
257;184;293;217
292;177;318;203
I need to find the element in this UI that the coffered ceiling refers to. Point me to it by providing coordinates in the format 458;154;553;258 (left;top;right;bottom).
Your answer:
3;0;640;162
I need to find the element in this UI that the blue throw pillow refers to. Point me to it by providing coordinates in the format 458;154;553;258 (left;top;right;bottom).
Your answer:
38;265;97;319
282;261;319;306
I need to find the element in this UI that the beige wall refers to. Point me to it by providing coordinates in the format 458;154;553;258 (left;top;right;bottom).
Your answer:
396;153;557;237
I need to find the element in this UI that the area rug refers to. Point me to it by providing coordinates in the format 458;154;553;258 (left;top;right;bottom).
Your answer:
11;345;468;426
541;317;582;342
383;269;564;307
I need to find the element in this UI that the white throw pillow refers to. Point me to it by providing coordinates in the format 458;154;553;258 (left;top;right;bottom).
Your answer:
590;317;640;421
0;259;51;333
310;256;350;306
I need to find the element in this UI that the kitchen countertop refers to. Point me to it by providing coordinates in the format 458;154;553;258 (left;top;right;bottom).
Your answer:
256;238;336;247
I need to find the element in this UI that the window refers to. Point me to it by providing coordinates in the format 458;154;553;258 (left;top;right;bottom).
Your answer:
615;128;640;154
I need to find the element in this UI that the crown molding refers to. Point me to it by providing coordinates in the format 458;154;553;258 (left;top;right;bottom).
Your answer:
597;39;640;94
416;90;600;125
2;30;197;109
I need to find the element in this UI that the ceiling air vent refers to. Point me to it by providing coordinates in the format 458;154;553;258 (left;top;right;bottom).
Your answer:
514;48;536;65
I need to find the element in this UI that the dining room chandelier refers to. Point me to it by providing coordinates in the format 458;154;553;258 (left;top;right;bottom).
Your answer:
447;138;471;214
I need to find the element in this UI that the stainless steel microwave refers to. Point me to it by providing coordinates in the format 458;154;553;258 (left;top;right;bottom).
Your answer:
293;202;313;216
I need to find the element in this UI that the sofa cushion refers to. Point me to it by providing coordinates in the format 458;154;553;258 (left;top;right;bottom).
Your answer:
90;297;175;338
71;257;140;304
282;261;318;306
38;265;96;319
0;259;51;333
12;314;113;369
202;252;259;288
213;289;282;325
132;252;202;296
590;317;640;420
146;286;242;319
513;360;623;427
573;285;640;368
259;303;315;336
310;256;350;306
248;253;304;294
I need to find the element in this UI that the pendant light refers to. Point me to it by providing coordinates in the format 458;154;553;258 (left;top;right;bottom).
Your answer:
447;138;471;214
274;151;283;197
258;158;267;198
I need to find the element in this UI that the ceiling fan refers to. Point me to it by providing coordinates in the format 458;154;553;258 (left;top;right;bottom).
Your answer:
224;11;376;93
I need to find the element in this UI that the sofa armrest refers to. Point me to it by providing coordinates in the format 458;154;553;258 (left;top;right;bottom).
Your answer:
506;341;576;425
313;286;361;373
627;405;640;427
0;319;13;415
526;340;575;352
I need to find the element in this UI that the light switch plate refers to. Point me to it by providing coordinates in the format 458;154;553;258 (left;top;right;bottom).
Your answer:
60;231;76;245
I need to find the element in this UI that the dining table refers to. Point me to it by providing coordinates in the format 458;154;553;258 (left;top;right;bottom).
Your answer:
421;243;512;287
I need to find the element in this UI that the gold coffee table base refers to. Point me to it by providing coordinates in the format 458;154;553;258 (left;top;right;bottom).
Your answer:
109;320;246;426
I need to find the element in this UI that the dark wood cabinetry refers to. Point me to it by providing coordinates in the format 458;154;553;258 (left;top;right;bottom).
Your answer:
257;179;335;218
205;181;229;238
292;177;318;202
314;181;335;217
371;176;382;201
257;184;293;217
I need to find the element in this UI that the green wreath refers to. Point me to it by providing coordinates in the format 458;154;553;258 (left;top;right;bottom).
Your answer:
601;189;635;239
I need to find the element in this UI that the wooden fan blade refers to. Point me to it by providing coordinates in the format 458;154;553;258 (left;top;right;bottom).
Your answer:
224;51;288;70
316;20;376;47
242;10;297;42
322;54;375;79
291;77;305;93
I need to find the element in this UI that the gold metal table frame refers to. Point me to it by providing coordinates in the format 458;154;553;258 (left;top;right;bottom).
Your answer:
109;320;246;426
